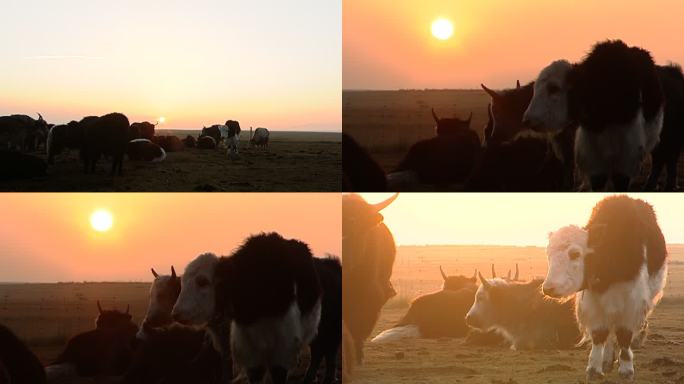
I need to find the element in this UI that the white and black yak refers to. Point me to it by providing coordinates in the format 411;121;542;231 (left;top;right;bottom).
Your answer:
127;139;166;162
197;135;217;149
0;323;46;384
249;127;270;149
389;109;481;187
172;233;323;384
343;193;397;363
220;120;242;155
542;195;667;380
524;40;665;191
183;135;197;148
81;113;130;175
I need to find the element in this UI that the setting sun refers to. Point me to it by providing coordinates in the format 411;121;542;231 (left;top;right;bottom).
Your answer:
158;116;166;125
90;209;113;232
431;18;453;40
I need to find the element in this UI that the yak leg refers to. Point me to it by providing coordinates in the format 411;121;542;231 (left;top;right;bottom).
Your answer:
586;329;608;381
322;347;339;384
269;366;288;384
616;328;635;380
644;151;665;191
301;343;323;384
602;339;615;373
665;158;679;191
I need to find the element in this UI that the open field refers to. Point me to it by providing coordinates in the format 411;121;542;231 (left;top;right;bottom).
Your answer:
0;281;334;383
2;130;341;192
351;244;684;384
343;89;684;191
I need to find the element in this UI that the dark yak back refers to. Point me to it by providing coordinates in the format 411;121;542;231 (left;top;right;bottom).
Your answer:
585;195;666;292
342;133;387;192
200;125;221;143
81;113;129;175
215;233;321;326
396;287;475;338
0;323;46;384
570;40;663;131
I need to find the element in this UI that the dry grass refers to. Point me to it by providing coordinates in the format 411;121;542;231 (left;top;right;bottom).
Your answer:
352;244;684;384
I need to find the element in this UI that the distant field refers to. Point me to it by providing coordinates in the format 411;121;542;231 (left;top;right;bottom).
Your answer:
2;130;341;192
352;244;684;384
343;89;684;191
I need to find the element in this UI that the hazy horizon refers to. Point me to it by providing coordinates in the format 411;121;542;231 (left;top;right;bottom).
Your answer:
344;0;684;90
1;0;341;131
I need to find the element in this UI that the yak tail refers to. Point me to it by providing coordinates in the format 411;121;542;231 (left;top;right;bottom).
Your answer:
370;325;420;343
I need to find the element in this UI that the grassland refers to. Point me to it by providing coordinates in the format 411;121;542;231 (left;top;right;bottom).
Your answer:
1;130;341;192
351;244;684;384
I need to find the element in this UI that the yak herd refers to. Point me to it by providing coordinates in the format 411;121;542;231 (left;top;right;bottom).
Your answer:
0;112;271;181
0;232;340;384
343;194;667;382
344;39;684;192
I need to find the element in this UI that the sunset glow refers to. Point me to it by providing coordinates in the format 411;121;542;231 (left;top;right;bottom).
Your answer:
1;1;341;131
90;209;113;232
344;0;684;89
0;194;341;282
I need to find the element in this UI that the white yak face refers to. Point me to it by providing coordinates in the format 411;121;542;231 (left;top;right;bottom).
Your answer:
523;60;573;133
171;253;218;326
542;225;588;298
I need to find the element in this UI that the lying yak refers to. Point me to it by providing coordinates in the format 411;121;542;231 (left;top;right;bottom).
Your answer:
465;274;581;350
127;139;166;162
0;151;47;181
389;109;481;188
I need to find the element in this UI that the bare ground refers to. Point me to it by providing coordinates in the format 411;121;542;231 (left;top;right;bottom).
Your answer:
2;130;341;192
343;89;684;191
350;245;684;384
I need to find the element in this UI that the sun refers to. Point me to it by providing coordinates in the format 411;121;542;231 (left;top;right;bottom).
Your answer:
158;116;166;125
431;18;454;41
90;209;113;232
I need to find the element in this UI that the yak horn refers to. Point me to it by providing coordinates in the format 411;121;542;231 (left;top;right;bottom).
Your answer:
472;269;477;279
514;263;519;281
481;84;499;99
467;111;473;124
440;266;448;281
171;266;177;279
372;193;398;212
491;264;496;278
126;304;130;314
431;108;439;124
151;268;159;279
478;271;490;289
97;300;103;314
507;269;511;280
516;80;521;88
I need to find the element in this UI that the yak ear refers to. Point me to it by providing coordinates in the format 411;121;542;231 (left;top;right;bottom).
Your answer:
151;268;159;279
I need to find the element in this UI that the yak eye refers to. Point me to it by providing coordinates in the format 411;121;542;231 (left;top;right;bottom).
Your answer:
568;249;581;260
196;276;209;287
547;83;560;95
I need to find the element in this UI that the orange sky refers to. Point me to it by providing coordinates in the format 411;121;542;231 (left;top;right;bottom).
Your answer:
0;193;340;283
0;1;341;131
360;193;684;247
344;0;684;89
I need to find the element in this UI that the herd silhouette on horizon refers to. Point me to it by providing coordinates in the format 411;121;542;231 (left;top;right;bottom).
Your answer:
344;39;684;192
0;112;271;182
